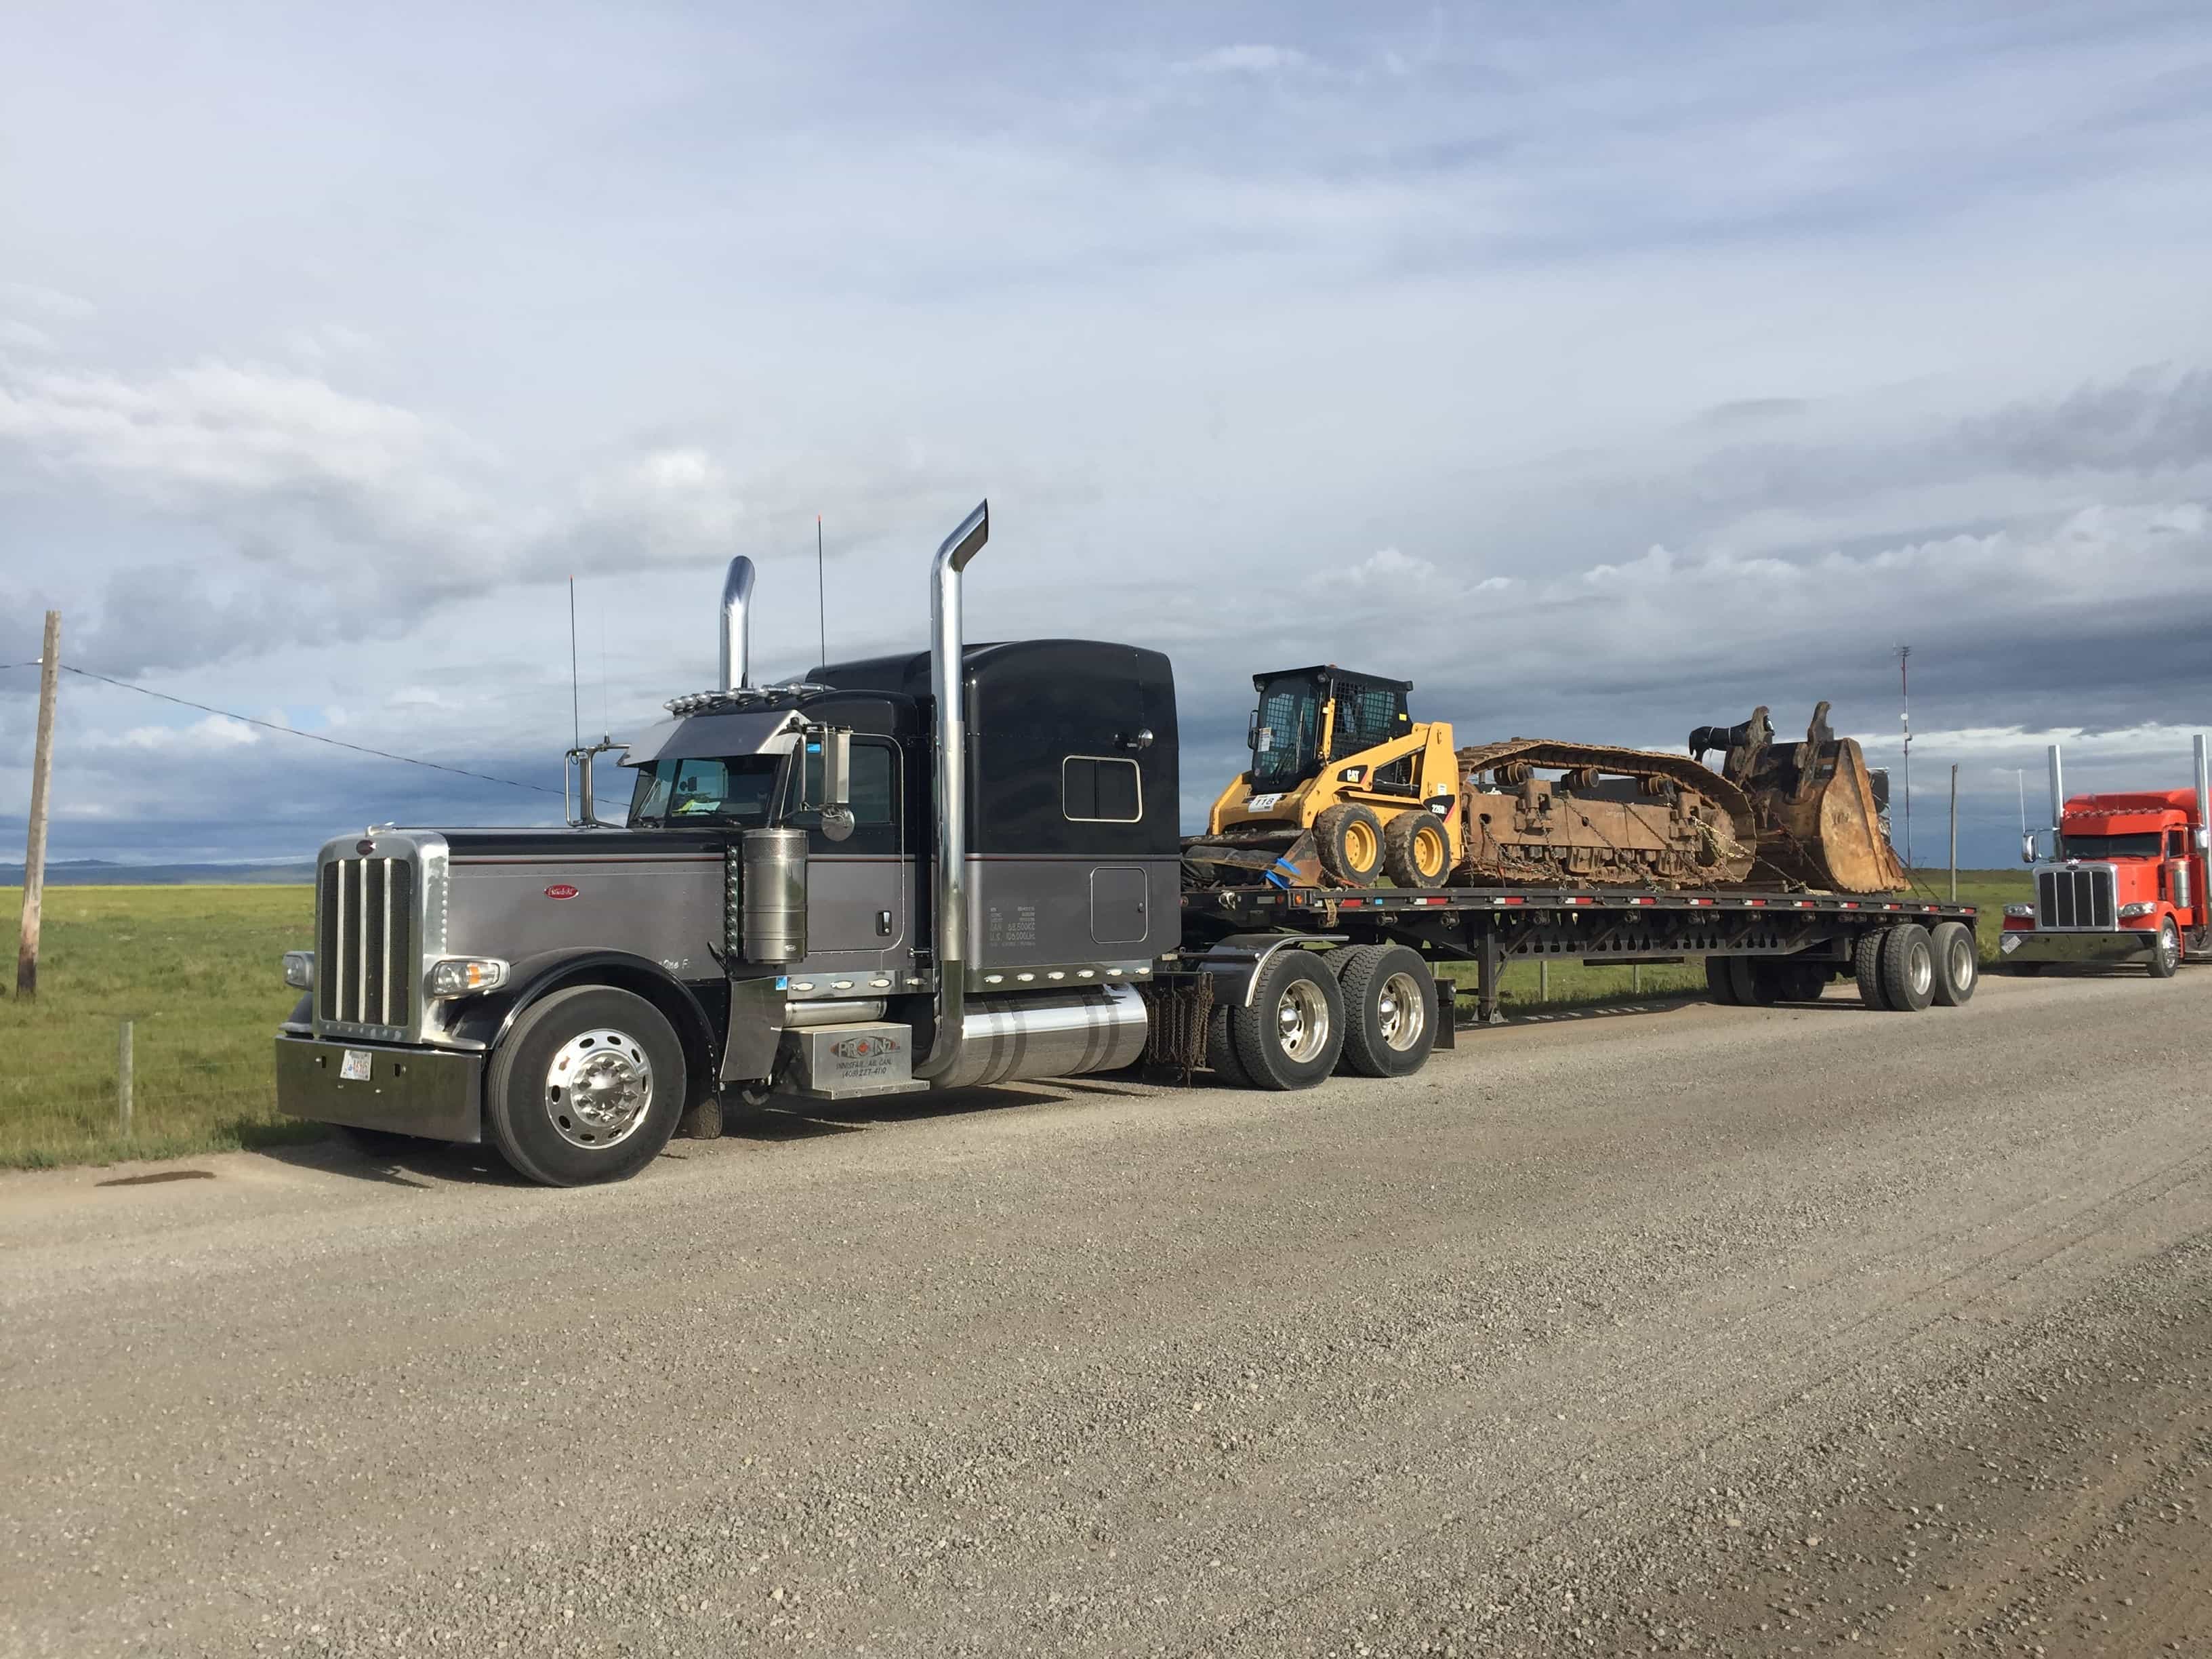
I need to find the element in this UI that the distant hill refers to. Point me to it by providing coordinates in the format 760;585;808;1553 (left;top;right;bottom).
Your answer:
0;859;316;886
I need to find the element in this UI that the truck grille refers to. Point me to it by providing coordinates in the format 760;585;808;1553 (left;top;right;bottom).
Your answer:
317;856;417;1027
2036;865;2116;930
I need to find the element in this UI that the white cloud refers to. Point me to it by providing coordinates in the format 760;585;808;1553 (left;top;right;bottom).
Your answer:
87;715;261;754
0;319;55;354
1331;545;1437;589
1175;44;1310;77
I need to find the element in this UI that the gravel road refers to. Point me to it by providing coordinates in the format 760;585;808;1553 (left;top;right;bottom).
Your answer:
3;970;2209;1658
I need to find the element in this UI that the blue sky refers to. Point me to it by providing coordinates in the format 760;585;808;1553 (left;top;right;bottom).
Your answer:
4;1;2211;866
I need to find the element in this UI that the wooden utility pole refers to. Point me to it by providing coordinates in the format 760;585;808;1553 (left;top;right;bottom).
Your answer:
16;611;59;1000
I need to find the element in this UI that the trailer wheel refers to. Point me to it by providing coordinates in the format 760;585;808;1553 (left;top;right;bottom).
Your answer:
1753;959;1827;1003
1382;811;1452;889
1878;924;1936;1012
1330;944;1437;1078
1929;921;1978;1006
2148;918;2182;979
1313;804;1386;885
1206;1004;1253;1088
1229;951;1345;1090
1853;929;1892;1010
1704;956;1741;1005
485;985;687;1186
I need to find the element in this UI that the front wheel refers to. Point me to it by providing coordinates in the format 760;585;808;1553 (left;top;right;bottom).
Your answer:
2148;918;2182;979
485;985;687;1186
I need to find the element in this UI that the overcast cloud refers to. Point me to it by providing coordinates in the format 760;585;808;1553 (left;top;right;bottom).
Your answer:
4;0;2211;868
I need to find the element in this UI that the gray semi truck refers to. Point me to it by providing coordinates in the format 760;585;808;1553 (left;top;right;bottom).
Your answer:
274;501;1981;1185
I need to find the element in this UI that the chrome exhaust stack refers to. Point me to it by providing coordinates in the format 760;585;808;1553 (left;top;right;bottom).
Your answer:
2194;734;2210;855
720;556;756;693
914;500;990;1082
2047;743;2066;842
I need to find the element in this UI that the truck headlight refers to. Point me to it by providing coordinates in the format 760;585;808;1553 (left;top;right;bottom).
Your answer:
282;950;314;989
2003;904;2034;918
2118;901;2156;920
428;958;509;998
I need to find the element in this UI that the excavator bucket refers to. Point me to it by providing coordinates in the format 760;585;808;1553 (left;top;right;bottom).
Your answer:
1688;703;1908;894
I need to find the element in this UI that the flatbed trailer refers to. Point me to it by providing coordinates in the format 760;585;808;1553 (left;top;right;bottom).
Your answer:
1173;882;1982;1027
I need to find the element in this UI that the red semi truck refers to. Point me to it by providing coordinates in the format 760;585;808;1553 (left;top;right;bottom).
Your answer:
2002;737;2211;977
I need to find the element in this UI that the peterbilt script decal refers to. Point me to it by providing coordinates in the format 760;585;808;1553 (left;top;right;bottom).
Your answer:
543;884;580;900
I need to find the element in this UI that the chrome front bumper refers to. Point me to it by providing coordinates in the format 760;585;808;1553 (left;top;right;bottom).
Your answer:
1998;928;2156;966
274;1034;484;1143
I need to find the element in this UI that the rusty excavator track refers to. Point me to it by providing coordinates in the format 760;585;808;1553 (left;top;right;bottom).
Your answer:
1452;738;1758;888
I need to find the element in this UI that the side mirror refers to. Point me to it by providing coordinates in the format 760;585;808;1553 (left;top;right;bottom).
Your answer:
2197;827;2209;854
800;726;855;842
2020;832;2034;866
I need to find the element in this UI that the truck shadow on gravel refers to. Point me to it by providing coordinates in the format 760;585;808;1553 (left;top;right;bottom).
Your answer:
715;1073;1153;1145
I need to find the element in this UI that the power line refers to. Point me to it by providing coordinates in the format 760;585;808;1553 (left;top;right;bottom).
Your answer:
3;661;561;796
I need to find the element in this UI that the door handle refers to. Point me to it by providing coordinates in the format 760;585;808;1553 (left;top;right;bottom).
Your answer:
876;910;894;937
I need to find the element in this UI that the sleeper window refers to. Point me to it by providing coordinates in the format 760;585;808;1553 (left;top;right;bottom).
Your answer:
1063;756;1141;823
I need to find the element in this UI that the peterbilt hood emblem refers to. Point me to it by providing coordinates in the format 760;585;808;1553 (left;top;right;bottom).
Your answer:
544;884;580;901
830;1034;899;1060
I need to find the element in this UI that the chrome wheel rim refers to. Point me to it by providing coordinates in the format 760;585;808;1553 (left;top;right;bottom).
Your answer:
544;1027;653;1149
1376;971;1427;1051
1275;980;1330;1065
1908;941;1933;1000
2162;924;2180;969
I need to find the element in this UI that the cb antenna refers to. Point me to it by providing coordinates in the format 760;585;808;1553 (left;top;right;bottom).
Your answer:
568;575;581;752
816;514;829;672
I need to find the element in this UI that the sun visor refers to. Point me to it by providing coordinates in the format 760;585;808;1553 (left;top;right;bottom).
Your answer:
621;710;798;766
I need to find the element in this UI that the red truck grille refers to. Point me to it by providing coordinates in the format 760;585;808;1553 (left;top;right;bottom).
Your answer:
2034;865;2116;930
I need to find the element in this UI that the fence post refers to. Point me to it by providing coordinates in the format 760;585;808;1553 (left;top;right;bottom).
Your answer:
1631;963;1642;997
1538;958;1549;1002
117;1021;133;1141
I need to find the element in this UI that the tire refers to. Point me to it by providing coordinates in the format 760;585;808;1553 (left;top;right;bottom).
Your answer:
485;985;687;1186
331;1124;436;1160
1332;944;1437;1078
1719;956;1765;1005
1229;951;1345;1090
1751;959;1826;1003
2148;918;2182;979
1206;1004;1253;1088
1313;803;1386;885
1929;921;1978;1006
1382;811;1452;889
1854;928;1892;1010
1704;956;1740;1006
1878;923;1935;1012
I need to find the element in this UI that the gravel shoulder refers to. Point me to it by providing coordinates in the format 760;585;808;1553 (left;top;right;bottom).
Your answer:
3;970;2209;1658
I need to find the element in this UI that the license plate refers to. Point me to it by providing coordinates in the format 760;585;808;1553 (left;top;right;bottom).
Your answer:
339;1049;374;1082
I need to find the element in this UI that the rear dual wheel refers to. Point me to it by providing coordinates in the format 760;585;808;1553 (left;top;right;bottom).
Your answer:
1330;943;1438;1078
1227;950;1346;1088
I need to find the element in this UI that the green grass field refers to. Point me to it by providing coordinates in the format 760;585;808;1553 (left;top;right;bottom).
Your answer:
0;869;2030;1171
0;884;317;1168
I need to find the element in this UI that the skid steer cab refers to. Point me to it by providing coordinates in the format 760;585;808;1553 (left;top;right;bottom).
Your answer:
1187;665;1462;890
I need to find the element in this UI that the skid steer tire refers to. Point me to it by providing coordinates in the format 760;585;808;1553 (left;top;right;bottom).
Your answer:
1704;956;1741;1006
1206;1004;1253;1088
1382;811;1452;890
1879;923;1936;1012
1313;804;1386;886
1929;921;1978;1006
1229;951;1345;1090
1330;944;1437;1078
1854;929;1893;1010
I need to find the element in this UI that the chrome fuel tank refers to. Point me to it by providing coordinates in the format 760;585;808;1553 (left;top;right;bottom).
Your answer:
928;983;1148;1090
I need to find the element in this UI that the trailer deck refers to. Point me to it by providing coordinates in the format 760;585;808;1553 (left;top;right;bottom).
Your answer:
1180;883;1981;1023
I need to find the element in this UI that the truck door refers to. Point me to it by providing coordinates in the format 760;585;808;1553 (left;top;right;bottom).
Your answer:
789;736;910;979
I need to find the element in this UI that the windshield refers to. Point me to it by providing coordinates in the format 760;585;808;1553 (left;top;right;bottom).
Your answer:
626;755;785;827
1250;674;1324;787
2061;832;2164;860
